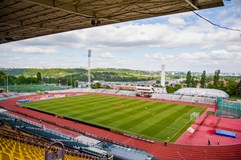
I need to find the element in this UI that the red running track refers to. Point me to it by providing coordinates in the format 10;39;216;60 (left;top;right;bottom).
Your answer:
1;94;241;159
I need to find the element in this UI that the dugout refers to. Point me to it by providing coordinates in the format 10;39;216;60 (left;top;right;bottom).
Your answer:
17;99;32;103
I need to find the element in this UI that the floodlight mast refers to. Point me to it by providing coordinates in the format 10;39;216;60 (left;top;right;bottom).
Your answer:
6;75;9;92
88;49;91;89
161;65;166;93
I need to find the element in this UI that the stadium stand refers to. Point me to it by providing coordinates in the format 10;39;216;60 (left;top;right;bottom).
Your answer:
0;125;94;160
49;88;219;105
0;112;111;159
0;112;89;148
107;144;152;160
0;109;154;160
1;93;241;159
194;97;216;105
0;92;32;102
152;92;216;105
0;113;152;160
175;88;229;98
179;95;195;102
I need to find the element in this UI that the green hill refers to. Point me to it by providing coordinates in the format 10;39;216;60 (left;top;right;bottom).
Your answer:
0;68;161;81
0;68;87;78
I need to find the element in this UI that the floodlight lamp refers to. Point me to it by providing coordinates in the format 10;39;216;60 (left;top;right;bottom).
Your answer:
5;32;13;41
91;19;101;26
4;37;13;41
96;20;101;26
91;19;96;26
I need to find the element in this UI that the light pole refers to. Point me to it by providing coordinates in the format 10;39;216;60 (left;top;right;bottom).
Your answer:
88;49;91;89
46;76;50;91
30;74;32;85
58;79;60;93
6;75;9;92
71;75;73;88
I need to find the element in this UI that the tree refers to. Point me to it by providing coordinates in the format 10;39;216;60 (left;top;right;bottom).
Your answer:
200;71;206;88
166;84;181;93
166;86;175;93
207;83;214;89
36;72;42;82
0;71;6;86
235;80;241;96
0;71;5;76
225;80;238;96
186;71;192;87
156;80;160;84
174;84;182;91
91;82;101;89
218;81;226;91
213;69;220;87
191;76;196;87
17;76;26;84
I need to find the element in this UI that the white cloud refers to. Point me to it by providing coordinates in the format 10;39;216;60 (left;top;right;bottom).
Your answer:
99;52;115;59
167;17;186;26
227;45;241;52
231;0;241;6
0;5;241;73
11;46;57;54
144;49;241;72
0;50;6;56
9;7;239;51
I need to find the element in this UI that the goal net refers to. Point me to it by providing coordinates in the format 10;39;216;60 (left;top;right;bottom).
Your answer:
190;112;199;121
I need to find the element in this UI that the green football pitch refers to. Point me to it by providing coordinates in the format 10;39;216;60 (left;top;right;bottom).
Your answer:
22;94;206;142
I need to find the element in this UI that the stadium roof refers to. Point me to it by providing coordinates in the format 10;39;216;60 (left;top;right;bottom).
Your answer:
175;88;229;98
0;0;224;44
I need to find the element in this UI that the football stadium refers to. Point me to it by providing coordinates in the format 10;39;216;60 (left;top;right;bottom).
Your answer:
1;0;241;160
1;88;241;159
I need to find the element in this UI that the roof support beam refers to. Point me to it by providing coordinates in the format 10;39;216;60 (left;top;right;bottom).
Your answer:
0;0;224;44
24;0;120;22
24;0;94;17
184;0;199;10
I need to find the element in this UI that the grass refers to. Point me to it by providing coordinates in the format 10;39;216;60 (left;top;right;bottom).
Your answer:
0;85;64;92
229;95;241;101
22;94;206;142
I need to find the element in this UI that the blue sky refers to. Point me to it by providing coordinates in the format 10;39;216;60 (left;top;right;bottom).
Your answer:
0;0;241;73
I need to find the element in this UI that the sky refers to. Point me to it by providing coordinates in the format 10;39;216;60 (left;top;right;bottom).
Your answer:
0;0;241;73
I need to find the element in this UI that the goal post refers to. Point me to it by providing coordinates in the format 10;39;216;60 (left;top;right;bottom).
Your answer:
190;112;199;122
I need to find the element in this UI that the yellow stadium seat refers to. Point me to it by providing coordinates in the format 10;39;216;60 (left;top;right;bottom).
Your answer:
2;153;11;160
23;156;31;160
4;148;11;154
0;135;90;160
13;152;20;158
